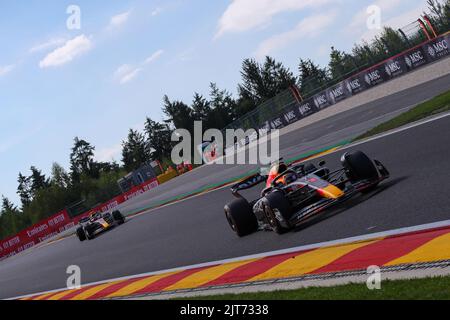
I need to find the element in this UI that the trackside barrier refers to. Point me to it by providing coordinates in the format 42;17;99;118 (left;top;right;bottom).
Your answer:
263;33;450;134
157;170;178;184
0;178;159;261
201;32;450;162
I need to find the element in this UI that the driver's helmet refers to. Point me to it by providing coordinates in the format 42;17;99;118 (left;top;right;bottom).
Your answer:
90;212;102;221
266;162;288;188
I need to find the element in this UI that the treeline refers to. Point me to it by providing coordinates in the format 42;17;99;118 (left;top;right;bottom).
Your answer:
1;0;448;240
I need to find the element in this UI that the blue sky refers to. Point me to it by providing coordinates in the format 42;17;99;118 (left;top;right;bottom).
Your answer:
0;0;430;205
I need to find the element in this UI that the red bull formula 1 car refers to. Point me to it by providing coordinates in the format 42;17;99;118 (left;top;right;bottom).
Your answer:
224;151;389;236
76;210;125;241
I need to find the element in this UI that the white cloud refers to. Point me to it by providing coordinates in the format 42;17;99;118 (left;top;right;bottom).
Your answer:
0;64;15;77
215;0;334;39
29;38;66;54
95;144;122;162
255;11;337;59
109;10;132;28
151;7;164;16
39;35;93;68
114;64;142;84
144;49;164;64
114;49;164;84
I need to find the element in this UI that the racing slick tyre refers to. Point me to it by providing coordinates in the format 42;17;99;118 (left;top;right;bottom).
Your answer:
84;224;96;240
112;210;125;225
342;151;379;193
263;191;293;234
224;198;258;237
76;227;86;242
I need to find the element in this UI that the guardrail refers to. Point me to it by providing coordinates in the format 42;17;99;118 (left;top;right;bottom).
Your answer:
201;31;450;158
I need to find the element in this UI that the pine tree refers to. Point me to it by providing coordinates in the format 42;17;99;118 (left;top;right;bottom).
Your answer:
144;118;173;161
50;163;71;189
297;59;330;97
238;56;296;107
121;129;150;171
69;137;96;182
17;173;32;208
162;95;195;133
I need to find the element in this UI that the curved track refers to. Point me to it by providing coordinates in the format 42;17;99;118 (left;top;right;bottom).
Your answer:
1;76;450;299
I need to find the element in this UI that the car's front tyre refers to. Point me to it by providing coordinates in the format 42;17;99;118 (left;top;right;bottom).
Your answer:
112;210;125;225
263;191;292;234
341;151;380;193
224;198;258;237
76;227;86;242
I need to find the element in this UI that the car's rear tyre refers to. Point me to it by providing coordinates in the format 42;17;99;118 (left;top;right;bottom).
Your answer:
112;210;125;225
263;191;292;234
224;198;258;237
76;227;86;242
342;151;379;193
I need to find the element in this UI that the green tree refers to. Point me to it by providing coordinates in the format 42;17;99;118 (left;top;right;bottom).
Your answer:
29;166;49;197
191;93;212;123
297;59;330;97
328;47;358;81
162;95;195;133
122;129;150;172
17;173;32;208
0;196;21;239
426;0;450;33
208;83;237;129
70;137;96;182
50;163;71;189
238;56;296;107
376;27;409;55
144;118;173;161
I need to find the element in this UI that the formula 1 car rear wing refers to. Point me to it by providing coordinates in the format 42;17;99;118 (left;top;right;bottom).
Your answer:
231;173;266;197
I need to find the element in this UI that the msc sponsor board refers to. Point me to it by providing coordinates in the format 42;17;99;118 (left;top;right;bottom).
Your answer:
254;33;450;134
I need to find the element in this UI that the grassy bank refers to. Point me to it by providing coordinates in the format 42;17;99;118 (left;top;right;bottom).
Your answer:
184;275;450;300
356;89;450;141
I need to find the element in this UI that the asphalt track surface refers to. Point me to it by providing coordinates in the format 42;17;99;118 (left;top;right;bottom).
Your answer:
1;75;450;299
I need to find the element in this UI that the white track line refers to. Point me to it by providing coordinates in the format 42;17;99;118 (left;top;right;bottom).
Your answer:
9;218;450;300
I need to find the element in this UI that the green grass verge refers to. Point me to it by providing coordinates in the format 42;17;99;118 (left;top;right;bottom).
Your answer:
356;89;450;141
182;275;450;300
